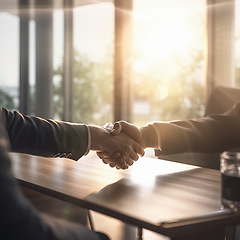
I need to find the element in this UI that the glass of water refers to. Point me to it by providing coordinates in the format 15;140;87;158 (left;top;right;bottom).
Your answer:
221;151;240;210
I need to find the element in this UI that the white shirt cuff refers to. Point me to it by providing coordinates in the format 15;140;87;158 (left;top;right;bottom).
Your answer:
84;125;91;155
149;122;162;151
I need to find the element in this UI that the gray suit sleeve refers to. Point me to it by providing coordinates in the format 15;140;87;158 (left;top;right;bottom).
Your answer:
1;108;89;160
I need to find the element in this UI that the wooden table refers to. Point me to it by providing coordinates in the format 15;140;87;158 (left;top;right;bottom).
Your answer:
10;152;240;240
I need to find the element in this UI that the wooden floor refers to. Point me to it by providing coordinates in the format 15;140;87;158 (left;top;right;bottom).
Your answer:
21;187;169;240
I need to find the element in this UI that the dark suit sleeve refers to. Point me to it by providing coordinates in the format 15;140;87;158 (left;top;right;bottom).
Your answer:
155;102;240;155
0;135;100;240
1;108;89;160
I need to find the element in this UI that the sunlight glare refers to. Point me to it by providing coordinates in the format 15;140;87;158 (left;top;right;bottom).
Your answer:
135;25;191;62
129;157;195;189
133;1;205;67
133;57;150;73
156;85;168;100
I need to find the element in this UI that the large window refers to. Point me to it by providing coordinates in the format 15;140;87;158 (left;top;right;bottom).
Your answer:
0;12;19;110
1;0;240;127
0;2;114;126
50;3;114;125
52;9;64;120
132;0;206;125
72;3;114;125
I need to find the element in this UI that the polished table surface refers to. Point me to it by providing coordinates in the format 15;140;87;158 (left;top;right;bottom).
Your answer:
10;152;240;239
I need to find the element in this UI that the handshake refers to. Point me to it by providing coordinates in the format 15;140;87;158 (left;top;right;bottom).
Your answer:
89;121;159;170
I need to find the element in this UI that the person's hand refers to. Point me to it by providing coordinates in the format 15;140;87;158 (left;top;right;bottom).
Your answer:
97;121;147;169
111;121;146;148
97;151;129;170
89;125;144;170
111;121;159;149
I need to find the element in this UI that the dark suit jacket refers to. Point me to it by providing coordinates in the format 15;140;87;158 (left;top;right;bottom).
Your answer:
1;108;89;160
0;108;100;240
156;102;240;155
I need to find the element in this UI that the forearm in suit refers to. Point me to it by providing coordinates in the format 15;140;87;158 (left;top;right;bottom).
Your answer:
155;102;240;155
1;108;89;160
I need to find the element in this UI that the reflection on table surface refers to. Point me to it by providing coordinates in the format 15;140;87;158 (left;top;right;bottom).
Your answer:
11;151;233;238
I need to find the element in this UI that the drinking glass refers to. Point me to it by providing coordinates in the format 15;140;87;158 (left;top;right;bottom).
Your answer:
221;151;240;210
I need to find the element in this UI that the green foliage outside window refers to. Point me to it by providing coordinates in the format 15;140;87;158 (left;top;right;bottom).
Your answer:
53;48;205;127
0;47;206;125
73;52;113;125
53;50;113;125
0;89;16;110
133;48;205;125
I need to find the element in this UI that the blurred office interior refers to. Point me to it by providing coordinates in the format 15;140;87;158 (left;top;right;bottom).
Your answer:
0;0;239;125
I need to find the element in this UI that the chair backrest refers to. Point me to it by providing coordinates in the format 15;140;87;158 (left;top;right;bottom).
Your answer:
205;86;240;116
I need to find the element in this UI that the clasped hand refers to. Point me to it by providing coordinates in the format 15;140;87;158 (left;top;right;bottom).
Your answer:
90;121;146;170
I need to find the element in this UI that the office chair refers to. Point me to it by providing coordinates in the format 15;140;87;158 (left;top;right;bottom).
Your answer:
205;86;240;116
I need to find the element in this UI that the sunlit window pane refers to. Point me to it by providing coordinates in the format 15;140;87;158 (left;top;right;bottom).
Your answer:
29;19;36;115
0;13;19;110
73;3;114;125
133;0;206;125
52;10;64;120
